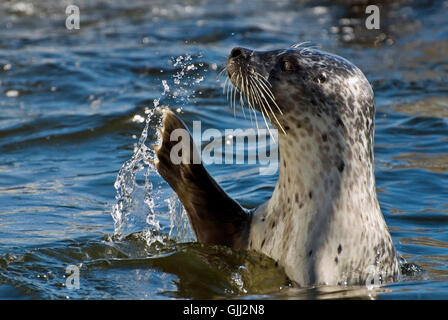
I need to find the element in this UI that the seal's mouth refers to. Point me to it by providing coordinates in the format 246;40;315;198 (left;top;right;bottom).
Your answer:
225;47;286;136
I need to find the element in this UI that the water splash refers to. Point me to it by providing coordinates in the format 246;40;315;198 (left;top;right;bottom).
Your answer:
167;195;195;243
111;53;206;247
111;104;163;246
169;53;206;106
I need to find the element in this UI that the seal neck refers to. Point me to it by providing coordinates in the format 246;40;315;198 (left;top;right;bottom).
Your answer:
268;111;378;216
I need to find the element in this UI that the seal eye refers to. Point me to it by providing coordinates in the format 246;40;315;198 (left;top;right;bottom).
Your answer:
317;72;327;84
281;60;295;72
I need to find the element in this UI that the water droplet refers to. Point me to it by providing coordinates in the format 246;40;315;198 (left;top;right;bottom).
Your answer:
132;115;145;123
5;90;19;97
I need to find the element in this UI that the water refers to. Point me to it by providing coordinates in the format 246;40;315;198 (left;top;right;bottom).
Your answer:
0;0;447;299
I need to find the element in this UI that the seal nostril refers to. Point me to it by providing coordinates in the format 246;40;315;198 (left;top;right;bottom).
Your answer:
231;48;243;58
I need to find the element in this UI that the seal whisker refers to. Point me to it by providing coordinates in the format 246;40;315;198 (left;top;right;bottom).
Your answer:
241;73;256;129
256;78;282;115
240;74;250;121
228;81;232;110
230;74;246;119
233;73;240;117
253;79;283;131
223;76;230;96
245;75;260;134
238;76;245;119
249;77;270;137
229;73;237;113
252;89;276;142
253;81;278;127
253;71;272;88
227;72;234;104
233;74;239;119
251;77;286;135
254;72;284;116
225;77;231;110
249;78;271;121
250;78;278;142
239;68;248;121
217;66;227;80
250;78;272;123
242;77;252;123
276;49;288;57
291;41;311;49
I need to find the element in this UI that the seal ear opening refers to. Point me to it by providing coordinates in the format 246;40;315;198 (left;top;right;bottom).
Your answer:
154;108;250;249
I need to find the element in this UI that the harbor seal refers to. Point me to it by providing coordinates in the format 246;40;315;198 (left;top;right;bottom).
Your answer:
154;46;400;287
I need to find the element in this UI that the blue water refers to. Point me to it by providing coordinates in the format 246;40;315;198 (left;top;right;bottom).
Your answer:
0;0;447;299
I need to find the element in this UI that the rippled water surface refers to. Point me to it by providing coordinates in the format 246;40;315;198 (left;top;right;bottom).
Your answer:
0;0;447;299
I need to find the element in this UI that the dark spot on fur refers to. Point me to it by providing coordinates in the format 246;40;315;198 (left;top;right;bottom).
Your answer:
335;257;338;264
336;118;344;127
284;125;290;131
322;133;328;142
295;193;299;203
308;250;313;256
271;221;276;228
309;191;313;199
338;161;345;173
275;261;279;267
338;244;342;254
261;239;266;248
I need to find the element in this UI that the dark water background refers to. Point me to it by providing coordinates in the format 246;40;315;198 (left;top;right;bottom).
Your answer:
0;0;447;299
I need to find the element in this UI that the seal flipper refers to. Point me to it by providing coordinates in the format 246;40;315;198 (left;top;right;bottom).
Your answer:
155;108;250;249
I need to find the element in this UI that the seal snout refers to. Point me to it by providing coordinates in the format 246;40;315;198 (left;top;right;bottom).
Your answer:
229;47;251;59
226;47;252;75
